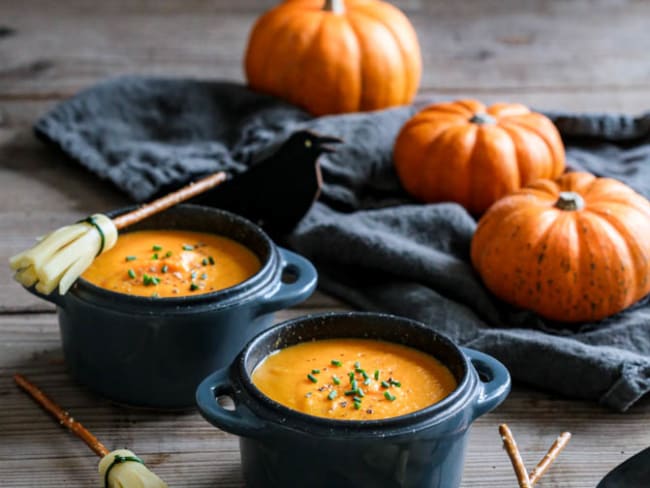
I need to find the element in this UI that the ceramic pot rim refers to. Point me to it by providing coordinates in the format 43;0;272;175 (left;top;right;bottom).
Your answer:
236;312;476;433
70;204;279;311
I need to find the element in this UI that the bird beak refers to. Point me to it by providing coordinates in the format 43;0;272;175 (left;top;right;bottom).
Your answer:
314;135;343;154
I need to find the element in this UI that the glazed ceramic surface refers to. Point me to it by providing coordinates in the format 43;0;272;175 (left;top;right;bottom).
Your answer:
197;312;511;488
26;205;317;409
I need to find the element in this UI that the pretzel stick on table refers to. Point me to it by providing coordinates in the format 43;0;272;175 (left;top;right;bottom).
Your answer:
13;374;109;457
529;432;572;485
499;424;532;488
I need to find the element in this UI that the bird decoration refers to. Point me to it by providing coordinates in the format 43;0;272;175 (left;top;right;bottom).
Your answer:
193;130;341;237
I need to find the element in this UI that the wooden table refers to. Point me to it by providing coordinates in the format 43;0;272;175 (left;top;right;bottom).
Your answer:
1;1;649;486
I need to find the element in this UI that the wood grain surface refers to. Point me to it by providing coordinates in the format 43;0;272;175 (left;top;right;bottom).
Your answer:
1;0;649;486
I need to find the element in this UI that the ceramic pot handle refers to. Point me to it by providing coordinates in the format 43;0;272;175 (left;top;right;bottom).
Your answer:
195;368;267;438
462;347;511;419
255;247;318;316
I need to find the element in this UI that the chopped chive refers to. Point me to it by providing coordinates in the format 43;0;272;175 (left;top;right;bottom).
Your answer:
152;245;162;251
331;359;342;367
200;273;207;280
381;381;390;388
182;244;194;251
127;269;136;279
363;378;372;386
354;401;362;410
348;372;355;382
143;274;152;285
327;390;337;400
311;369;320;374
360;370;369;380
384;391;396;401
208;256;215;265
353;396;363;403
351;379;358;391
390;380;402;388
165;251;172;258
189;282;199;291
374;370;380;380
162;265;168;273
191;271;197;279
151;277;160;285
125;256;136;262
332;375;340;385
356;388;365;398
307;373;318;383
202;258;208;266
354;361;361;369
344;390;356;396
152;253;158;260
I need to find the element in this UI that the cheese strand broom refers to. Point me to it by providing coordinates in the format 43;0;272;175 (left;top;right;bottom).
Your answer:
14;374;168;487
9;172;227;295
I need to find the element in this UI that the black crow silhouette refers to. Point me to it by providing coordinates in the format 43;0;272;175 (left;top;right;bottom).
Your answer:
191;130;341;237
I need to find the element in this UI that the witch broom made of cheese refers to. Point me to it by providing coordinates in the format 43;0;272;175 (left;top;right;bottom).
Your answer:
15;374;168;487
9;172;227;295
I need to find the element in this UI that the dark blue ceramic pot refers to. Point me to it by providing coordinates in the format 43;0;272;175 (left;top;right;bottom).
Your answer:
26;205;317;409
196;312;510;488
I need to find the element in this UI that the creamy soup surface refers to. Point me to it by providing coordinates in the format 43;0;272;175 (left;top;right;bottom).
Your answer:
252;338;458;421
82;230;261;297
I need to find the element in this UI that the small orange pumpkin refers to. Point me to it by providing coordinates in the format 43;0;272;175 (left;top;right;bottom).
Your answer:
471;172;650;323
245;0;422;116
393;99;566;214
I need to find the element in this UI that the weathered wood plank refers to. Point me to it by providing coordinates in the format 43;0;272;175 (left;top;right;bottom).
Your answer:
1;0;649;98
1;314;648;487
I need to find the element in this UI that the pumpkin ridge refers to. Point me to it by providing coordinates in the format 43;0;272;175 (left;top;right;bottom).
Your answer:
500;118;563;179
498;122;553;187
417;122;471;201
469;124;519;214
455;99;486;116
313;14;365;114
507;114;565;177
351;2;419;102
251;12;314;98
427;124;478;207
346;12;392;110
585;206;650;290
285;14;333;111
524;208;565;310
581;213;635;316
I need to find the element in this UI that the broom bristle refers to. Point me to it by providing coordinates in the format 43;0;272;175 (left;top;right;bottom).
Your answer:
98;449;168;488
9;214;118;295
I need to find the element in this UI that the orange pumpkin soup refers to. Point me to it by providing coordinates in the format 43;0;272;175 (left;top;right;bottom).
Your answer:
252;339;457;421
82;230;261;297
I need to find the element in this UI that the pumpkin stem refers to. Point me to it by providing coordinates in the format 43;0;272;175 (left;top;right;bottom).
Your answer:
470;113;497;125
323;0;345;14
555;191;585;211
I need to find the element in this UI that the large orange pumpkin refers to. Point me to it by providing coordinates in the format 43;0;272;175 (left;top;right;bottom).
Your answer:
471;172;650;323
244;0;421;116
393;99;566;215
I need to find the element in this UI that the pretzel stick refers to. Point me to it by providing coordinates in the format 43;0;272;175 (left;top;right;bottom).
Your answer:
529;432;572;485
14;374;109;458
112;171;227;230
499;424;531;488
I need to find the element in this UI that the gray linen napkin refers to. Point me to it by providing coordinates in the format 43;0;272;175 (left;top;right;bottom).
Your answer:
35;76;650;411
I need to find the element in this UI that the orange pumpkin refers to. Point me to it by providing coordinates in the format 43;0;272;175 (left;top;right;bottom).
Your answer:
393;99;566;214
471;172;650;323
244;0;421;116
